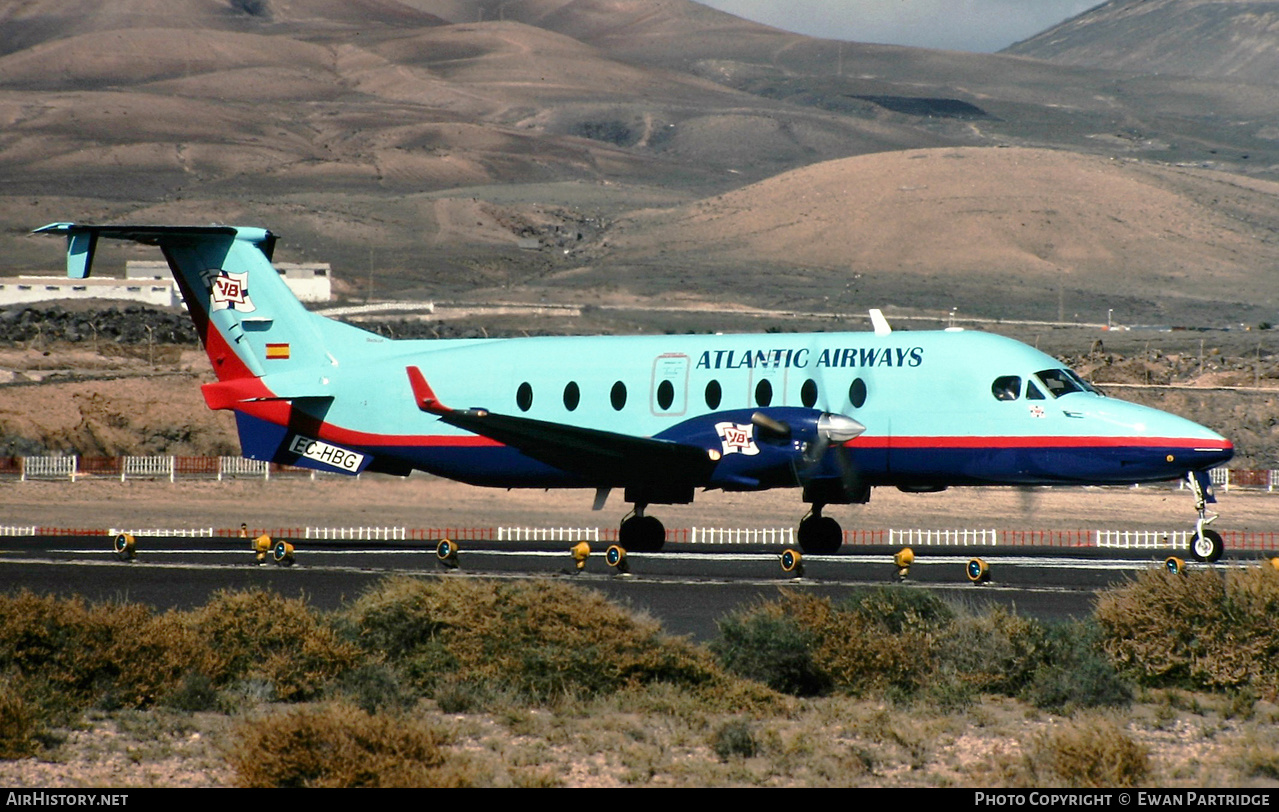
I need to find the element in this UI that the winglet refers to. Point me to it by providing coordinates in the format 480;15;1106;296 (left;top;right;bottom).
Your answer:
33;223;96;279
407;366;449;414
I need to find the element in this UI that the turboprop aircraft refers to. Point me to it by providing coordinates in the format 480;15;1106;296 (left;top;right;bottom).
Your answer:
35;223;1235;560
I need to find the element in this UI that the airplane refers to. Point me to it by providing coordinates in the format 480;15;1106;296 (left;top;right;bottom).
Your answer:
35;222;1235;561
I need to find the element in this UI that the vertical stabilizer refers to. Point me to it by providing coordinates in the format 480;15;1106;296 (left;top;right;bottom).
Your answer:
34;223;345;381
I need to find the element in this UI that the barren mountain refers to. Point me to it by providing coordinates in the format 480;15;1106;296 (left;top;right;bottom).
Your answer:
1005;0;1279;85
1;0;1278;325
598;147;1279;323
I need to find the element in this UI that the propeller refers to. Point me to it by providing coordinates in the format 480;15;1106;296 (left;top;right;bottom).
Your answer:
753;407;866;496
804;377;869;501
750;411;791;441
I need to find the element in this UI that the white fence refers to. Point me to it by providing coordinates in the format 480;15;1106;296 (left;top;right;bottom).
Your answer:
109;527;215;538
305;527;407;541
122;456;175;482
498;527;601;542
1094;529;1194;550
21;456;79;481
689;527;795;545
889;528;999;546
218;457;270;479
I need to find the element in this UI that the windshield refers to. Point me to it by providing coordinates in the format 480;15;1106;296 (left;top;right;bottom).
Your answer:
1034;369;1083;398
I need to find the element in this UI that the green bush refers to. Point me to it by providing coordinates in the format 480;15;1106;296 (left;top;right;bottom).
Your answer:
1096;567;1279;695
230;703;467;787
1025;621;1132;712
934;606;1046;697
712;590;948;697
711;605;831;696
710;718;758;761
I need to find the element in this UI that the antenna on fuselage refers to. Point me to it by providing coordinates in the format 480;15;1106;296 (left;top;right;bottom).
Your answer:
869;309;891;336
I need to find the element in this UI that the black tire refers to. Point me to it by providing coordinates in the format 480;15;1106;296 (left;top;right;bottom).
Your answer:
619;515;665;552
1190;528;1223;563
797;515;842;555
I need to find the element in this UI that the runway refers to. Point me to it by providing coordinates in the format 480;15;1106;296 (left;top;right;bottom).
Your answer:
1;533;1257;640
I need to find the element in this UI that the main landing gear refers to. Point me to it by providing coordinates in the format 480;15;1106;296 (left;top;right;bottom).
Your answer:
1186;471;1224;563
619;504;666;552
797;505;843;555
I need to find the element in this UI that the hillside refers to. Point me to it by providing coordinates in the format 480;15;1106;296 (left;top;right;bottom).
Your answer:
1005;0;1279;85
1;0;1279;326
598;147;1279;324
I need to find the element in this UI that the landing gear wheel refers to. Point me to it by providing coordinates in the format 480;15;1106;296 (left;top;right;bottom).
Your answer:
1191;528;1223;563
797;514;842;555
619;514;665;552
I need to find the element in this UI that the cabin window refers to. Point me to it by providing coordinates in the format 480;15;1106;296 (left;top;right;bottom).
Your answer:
563;381;580;411
755;379;773;407
800;379;818;408
849;378;867;409
992;376;1021;401
657;379;675;410
610;381;627;411
705;380;722;410
516;382;533;412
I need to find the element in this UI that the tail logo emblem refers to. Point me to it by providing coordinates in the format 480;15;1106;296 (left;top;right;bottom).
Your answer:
203;268;256;312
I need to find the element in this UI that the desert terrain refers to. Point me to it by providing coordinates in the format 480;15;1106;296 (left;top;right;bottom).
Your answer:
2;0;1279;326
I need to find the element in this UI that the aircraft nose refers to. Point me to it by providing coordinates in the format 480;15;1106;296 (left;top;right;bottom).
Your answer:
1137;403;1233;470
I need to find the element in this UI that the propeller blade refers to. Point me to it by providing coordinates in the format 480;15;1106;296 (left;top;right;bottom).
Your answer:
751;411;791;440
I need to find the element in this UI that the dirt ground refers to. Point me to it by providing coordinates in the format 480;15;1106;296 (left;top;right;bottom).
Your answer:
5;473;1278;538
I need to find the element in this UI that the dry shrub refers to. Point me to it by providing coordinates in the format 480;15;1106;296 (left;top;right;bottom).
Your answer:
0;678;40;759
230;703;467;787
935;607;1046;696
345;577;738;704
1096;567;1279;695
185;588;362;702
715;590;945;697
0;591;205;711
1027;718;1150;788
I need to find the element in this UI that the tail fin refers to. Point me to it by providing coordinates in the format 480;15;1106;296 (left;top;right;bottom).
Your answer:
34;222;349;382
35;223;382;475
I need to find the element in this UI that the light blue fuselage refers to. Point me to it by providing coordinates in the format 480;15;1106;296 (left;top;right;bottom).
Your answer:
301;328;1231;490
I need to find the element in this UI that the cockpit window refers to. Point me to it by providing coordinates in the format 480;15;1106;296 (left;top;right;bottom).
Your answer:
1063;368;1102;395
1026;381;1046;400
1034;369;1086;398
992;376;1021;401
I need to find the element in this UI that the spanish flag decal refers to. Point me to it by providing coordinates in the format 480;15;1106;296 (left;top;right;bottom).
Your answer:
266;343;291;360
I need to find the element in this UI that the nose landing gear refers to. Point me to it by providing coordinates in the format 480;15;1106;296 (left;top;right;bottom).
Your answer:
1187;471;1224;563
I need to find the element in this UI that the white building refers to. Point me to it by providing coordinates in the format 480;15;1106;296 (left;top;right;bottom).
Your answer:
0;260;333;308
0;276;178;307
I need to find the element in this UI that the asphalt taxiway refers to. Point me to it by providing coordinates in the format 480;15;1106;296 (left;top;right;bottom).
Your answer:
1;534;1259;639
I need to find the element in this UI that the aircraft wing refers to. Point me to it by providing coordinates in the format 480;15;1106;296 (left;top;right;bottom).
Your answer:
407;366;717;486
